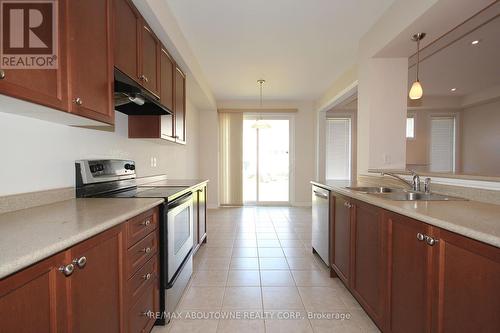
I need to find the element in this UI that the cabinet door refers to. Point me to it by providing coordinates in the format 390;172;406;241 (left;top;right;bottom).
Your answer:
351;201;386;329
68;226;123;333
160;47;175;140
386;212;433;333
198;186;207;244
114;0;140;81
174;67;186;144
0;252;68;333
140;23;160;97
331;193;352;285
432;229;500;333
0;0;68;111
68;0;114;124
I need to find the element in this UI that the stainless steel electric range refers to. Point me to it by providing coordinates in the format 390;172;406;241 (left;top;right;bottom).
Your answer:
75;159;194;325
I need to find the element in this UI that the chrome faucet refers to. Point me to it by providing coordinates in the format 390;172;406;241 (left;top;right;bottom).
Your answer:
424;177;431;194
381;171;421;192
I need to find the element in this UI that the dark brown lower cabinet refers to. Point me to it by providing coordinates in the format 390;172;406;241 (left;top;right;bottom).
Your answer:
0;252;67;333
328;191;500;333
68;226;123;333
331;192;352;285
386;212;434;333
192;184;208;254
0;207;161;333
432;228;500;333
351;201;387;330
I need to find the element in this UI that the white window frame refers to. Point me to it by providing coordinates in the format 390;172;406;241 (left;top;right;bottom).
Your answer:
406;114;416;140
429;115;456;173
325;117;352;181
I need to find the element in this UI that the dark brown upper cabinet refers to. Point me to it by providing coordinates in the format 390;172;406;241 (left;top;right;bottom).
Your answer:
160;47;175;141
128;59;187;145
114;0;141;81
67;0;114;125
0;0;68;112
140;23;161;97
174;66;186;144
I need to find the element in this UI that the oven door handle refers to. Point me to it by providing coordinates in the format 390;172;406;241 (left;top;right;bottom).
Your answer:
168;192;193;209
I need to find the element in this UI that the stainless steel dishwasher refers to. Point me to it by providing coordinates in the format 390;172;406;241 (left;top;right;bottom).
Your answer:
312;185;330;266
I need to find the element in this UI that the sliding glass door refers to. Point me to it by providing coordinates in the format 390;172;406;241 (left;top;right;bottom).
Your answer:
243;116;290;204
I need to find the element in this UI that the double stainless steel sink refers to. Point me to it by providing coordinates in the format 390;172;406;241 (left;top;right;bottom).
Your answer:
345;186;466;201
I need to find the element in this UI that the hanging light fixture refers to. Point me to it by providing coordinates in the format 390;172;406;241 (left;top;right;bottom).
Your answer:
252;79;271;129
409;32;426;100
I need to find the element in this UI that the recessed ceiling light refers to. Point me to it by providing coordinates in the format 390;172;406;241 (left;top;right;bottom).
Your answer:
471;40;480;45
451;88;457;92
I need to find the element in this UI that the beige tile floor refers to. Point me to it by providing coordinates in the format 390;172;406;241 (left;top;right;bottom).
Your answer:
152;207;380;333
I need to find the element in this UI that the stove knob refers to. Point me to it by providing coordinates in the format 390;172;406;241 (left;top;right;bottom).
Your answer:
129;164;135;171
90;165;97;173
124;163;131;170
97;164;104;171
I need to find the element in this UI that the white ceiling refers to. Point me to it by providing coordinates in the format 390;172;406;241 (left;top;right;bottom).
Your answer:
165;0;395;101
408;14;500;97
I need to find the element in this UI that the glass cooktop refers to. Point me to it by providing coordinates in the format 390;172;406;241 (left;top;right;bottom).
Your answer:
103;186;189;199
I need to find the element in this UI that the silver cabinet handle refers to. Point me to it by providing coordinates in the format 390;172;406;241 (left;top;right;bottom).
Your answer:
59;263;75;277
143;273;152;281
416;233;425;241
139;74;149;83
73;256;87;269
425;236;439;246
142;247;152;254
73;97;83;105
313;190;328;199
141;219;151;226
0;69;5;79
343;201;352;208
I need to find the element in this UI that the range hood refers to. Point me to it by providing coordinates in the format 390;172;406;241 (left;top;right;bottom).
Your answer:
114;68;172;116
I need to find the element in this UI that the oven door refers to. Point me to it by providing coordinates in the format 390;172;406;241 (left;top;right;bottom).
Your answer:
167;192;194;282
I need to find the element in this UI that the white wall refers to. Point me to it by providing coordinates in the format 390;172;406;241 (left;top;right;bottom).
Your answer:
357;58;408;173
461;100;500;176
198;109;220;208
0;99;200;196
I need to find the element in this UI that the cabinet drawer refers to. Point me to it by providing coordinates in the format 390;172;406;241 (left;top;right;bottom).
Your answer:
126;231;158;278
127;255;158;307
126;208;158;248
127;282;157;333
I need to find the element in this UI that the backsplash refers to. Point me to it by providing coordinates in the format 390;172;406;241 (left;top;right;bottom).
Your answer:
0;187;75;214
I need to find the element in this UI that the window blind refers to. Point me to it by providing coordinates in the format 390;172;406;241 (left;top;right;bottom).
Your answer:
219;111;244;205
430;117;455;172
326;118;351;180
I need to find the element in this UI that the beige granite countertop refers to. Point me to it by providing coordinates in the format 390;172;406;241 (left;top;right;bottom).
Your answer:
311;180;500;248
0;198;164;279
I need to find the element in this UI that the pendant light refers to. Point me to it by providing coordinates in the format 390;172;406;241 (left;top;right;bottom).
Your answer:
252;79;271;129
409;32;426;100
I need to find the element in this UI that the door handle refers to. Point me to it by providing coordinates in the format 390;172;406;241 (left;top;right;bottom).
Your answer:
313;190;328;199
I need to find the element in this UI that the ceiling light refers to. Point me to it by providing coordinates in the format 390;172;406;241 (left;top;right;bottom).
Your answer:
252;79;271;129
409;33;426;100
471;40;480;45
451;88;457;92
